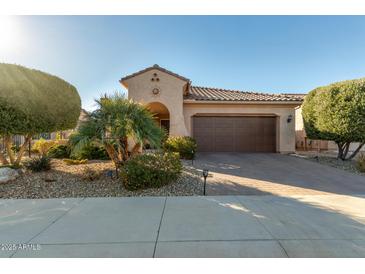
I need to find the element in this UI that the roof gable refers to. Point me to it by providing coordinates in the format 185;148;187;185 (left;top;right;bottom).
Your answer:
120;64;190;85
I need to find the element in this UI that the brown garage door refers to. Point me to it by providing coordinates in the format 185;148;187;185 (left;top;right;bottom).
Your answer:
193;116;276;152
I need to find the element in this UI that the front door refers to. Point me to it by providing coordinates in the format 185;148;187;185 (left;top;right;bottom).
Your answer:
160;119;170;134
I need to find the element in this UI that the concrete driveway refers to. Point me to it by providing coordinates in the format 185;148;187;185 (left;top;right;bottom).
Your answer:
1;195;365;258
193;153;365;196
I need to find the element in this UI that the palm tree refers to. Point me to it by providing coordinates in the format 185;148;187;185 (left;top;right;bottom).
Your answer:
69;93;164;168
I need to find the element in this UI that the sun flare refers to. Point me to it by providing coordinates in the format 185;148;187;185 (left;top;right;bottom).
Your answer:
0;16;20;53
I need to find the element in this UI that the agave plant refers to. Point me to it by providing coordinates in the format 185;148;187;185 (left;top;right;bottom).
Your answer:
69;93;164;168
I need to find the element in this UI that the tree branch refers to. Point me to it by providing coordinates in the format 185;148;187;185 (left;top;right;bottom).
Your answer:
4;135;15;164
347;143;364;160
0;151;9;165
14;134;32;166
342;142;351;160
337;142;344;160
130;142;142;157
104;143;120;168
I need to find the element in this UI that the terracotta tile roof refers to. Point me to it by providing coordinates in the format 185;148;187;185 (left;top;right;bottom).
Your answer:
120;64;190;83
184;86;304;102
281;93;307;99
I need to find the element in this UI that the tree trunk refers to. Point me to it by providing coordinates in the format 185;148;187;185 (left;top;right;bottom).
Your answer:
347;143;365;160
337;142;344;160
0;151;9;165
342;142;350;160
117;145;124;162
130;143;141;157
14;134;32;166
104;143;120;168
4;135;15;164
119;137;129;162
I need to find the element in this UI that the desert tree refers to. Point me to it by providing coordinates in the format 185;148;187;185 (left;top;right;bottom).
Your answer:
302;78;365;160
0;63;81;165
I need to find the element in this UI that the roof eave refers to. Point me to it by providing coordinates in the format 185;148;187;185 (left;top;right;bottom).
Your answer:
183;99;303;105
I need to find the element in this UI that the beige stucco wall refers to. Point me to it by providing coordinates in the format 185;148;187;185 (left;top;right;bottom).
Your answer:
124;68;189;136
124;69;299;153
183;102;297;153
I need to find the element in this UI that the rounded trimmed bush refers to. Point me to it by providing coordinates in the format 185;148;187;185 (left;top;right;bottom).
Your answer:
120;152;182;190
0;63;81;135
47;144;70;159
71;143;109;160
302;78;365;160
163;136;197;160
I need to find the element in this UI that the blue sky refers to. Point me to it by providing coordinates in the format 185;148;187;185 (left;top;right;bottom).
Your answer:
2;16;365;110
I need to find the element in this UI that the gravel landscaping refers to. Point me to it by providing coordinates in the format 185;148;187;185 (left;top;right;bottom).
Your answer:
0;159;204;199
292;152;365;176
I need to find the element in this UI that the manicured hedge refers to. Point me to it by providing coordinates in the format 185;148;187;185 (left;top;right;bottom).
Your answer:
302;78;365;144
120;152;182;190
0;63;81;135
163;136;197;160
47;144;70;159
70;143;109;160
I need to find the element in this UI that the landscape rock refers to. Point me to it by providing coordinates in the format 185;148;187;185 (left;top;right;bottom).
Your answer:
0;167;20;184
0;159;203;198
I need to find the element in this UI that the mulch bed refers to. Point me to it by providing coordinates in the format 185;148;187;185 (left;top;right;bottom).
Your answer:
0;159;204;199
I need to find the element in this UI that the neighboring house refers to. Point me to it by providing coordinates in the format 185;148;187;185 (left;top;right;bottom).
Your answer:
120;64;304;153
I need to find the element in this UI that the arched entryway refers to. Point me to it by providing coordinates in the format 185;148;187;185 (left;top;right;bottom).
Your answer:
146;102;170;134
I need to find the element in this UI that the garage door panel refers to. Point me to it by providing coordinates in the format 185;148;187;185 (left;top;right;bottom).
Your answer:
215;136;235;151
195;136;214;152
215;128;235;137
195;127;215;135
194;117;215;128
215;117;235;128
193;116;276;152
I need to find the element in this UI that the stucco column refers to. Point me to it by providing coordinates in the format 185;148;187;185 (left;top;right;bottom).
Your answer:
170;114;189;136
278;110;296;153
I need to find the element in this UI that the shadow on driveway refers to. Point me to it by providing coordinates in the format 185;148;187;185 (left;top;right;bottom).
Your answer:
193;153;365;196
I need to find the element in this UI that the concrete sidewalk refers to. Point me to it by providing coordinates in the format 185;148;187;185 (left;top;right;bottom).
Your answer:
1;195;365;257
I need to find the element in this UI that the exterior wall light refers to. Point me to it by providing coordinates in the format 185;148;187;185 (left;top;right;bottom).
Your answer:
287;115;293;123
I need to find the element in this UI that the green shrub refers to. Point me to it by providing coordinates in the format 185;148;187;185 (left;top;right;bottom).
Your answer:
63;159;88;165
356;153;365;172
47;144;70;159
302;78;365;160
24;156;51;172
163;136;197;160
0;63;81;135
71;143;109;160
120;152;182;190
32;139;57;156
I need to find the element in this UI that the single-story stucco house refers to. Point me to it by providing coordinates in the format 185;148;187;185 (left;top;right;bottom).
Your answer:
120;64;304;153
